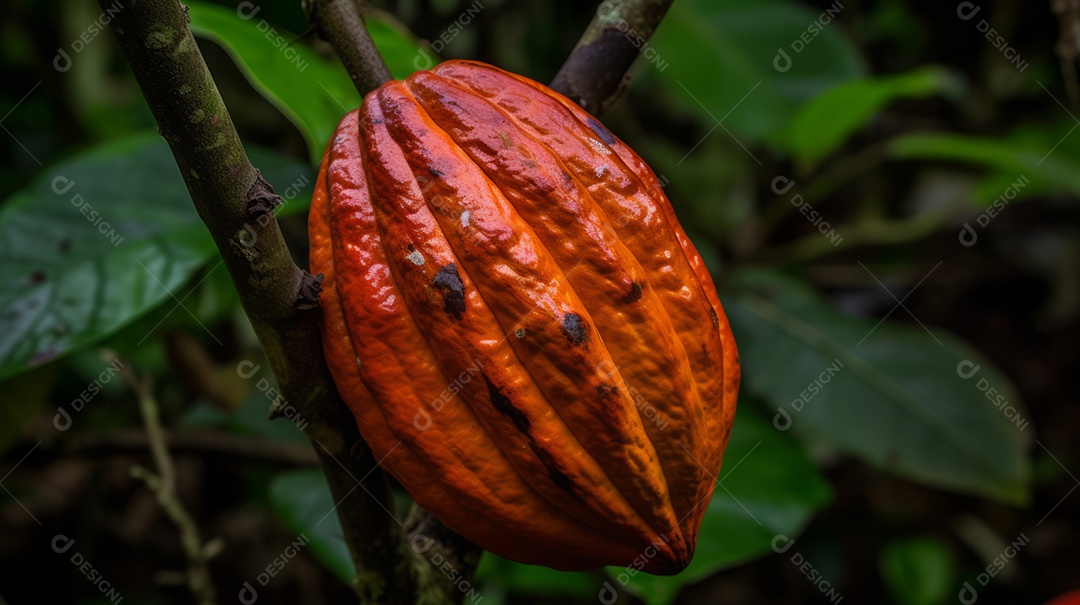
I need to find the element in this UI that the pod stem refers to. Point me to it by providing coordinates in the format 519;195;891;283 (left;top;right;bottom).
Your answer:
306;0;393;96
551;0;675;116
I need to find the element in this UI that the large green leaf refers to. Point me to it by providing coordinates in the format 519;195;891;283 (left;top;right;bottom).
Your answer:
0;134;312;381
726;269;1031;504
611;409;832;605
649;0;864;146
268;470;354;583
789;67;954;164
187;2;425;163
0;135;213;381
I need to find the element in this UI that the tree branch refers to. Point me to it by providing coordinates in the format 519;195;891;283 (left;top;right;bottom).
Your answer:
70;429;320;468
306;0;393;96
551;0;675;116
98;2;406;602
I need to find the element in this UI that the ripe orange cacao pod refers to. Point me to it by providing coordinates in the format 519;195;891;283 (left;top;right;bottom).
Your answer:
308;60;739;574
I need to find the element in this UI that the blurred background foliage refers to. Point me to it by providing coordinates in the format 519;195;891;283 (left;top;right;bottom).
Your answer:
0;0;1077;603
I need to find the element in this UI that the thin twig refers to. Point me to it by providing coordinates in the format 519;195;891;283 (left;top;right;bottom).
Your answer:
550;0;675;116
109;352;217;605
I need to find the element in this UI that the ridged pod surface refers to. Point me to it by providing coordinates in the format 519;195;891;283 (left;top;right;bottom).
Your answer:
309;60;739;574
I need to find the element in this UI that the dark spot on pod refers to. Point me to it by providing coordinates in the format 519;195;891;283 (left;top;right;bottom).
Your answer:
710;308;720;329
587;117;617;146
530;443;582;502
514;328;526;339
561;312;588;345
485;376;530;433
433;263;466;319
625;282;644;303
429;167;444;178
407;244;415;251
596;382;619;400
371;118;385;125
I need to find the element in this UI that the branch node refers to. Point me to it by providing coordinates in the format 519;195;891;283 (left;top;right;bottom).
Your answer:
244;171;283;219
296;272;324;311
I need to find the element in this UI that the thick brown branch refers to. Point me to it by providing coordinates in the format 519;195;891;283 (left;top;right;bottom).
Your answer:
551;0;675;116
307;0;393;96
98;1;405;602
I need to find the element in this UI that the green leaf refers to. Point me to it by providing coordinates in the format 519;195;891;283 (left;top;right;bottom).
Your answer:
187;2;425;163
790;67;954;163
726;269;1031;504
0;134;312;382
649;0;864;146
268;470;354;583
0;135;214;381
880;535;954;605
889;130;1080;200
612;409;832;605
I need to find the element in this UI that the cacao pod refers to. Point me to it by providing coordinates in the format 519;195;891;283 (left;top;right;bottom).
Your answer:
309;60;739;574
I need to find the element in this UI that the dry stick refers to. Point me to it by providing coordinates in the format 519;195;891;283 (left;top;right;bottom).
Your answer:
96;1;408;602
110;352;217;605
550;0;675;116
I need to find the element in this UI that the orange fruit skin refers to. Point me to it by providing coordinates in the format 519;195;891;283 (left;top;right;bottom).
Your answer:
1045;589;1080;605
309;60;739;574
